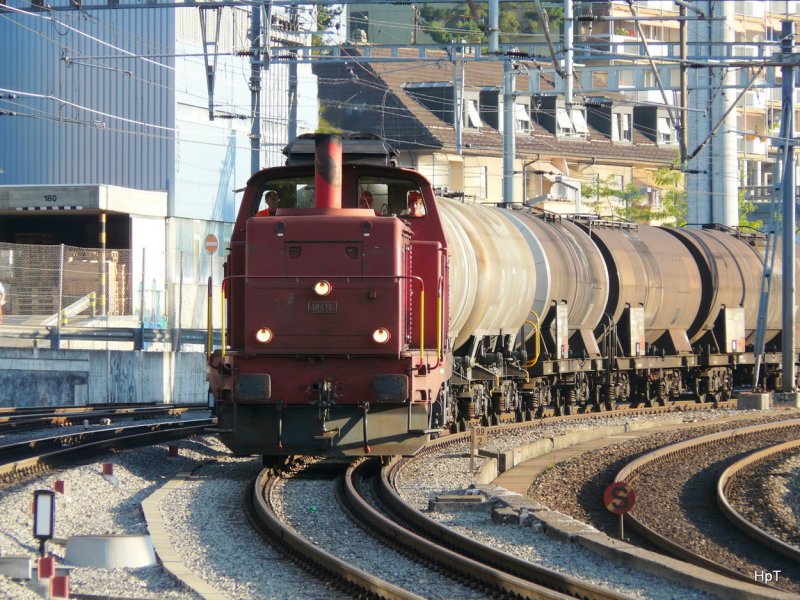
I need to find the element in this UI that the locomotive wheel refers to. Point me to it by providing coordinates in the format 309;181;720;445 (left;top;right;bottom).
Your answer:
514;409;524;423
524;407;533;421
490;412;500;426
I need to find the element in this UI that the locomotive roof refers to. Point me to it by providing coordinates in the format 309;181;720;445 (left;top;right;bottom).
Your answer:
283;133;399;167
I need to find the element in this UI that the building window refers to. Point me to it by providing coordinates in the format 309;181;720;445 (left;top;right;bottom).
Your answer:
464;166;487;201
612;112;632;142
514;103;531;132
556;108;574;136
571;108;589;136
657;116;675;144
465;99;482;129
349;11;369;41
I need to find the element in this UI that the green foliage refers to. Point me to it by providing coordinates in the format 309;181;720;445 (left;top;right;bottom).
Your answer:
418;4;564;44
419;5;484;44
652;167;688;226
316;5;340;30
582;168;688;225
738;187;763;230
543;7;564;31
317;113;343;134
313;5;342;48
499;11;520;34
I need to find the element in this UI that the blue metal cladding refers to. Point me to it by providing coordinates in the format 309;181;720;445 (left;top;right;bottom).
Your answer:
0;6;302;223
0;8;175;193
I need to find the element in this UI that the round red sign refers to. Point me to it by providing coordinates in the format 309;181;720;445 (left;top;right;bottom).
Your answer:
603;481;636;514
204;234;219;255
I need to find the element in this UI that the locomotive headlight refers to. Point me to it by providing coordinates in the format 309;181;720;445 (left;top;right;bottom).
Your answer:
372;328;391;344
313;280;333;296
255;328;273;344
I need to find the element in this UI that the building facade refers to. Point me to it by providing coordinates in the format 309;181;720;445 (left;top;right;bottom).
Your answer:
0;5;318;329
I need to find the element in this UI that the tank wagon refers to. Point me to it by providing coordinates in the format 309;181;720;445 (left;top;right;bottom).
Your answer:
207;133;799;458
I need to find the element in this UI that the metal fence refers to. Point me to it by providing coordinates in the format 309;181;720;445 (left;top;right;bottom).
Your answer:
0;242;224;332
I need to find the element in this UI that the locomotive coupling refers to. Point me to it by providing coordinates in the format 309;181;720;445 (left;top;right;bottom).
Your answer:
311;380;338;407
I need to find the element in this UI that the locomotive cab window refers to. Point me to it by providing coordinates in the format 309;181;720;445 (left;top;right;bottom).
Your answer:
252;177;316;215
357;176;426;217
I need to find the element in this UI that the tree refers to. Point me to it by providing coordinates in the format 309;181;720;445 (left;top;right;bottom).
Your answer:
582;168;688;225
313;5;342;47
738;187;763;230
651;167;687;226
582;177;645;221
418;3;563;45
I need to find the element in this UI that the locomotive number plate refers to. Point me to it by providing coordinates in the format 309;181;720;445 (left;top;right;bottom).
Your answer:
308;301;338;314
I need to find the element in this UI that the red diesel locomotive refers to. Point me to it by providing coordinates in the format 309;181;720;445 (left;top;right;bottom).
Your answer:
208;134;450;456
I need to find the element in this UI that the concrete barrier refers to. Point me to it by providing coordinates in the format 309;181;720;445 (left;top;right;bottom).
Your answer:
64;535;156;568
0;348;207;407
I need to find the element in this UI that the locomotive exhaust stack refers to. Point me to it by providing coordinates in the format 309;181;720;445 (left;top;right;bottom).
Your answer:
314;133;342;209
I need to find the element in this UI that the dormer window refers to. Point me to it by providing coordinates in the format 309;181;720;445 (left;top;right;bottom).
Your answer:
465;99;482;129
571;108;589;136
612;113;632;142
556;108;574;136
515;104;531;132
658;117;675;144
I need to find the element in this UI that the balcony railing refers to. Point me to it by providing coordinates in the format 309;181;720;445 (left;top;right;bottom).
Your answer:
745;185;800;204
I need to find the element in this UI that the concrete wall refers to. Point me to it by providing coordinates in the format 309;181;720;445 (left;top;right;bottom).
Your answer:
0;348;207;407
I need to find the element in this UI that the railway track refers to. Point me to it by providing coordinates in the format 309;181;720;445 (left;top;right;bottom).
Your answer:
0;418;214;484
718;439;800;562
247;464;426;600
247;458;618;599
245;404;739;599
616;419;800;596
0;402;205;434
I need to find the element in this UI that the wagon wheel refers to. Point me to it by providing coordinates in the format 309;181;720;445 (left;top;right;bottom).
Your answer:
656;381;669;406
642;383;654;408
603;384;617;412
554;390;571;416
592;385;606;412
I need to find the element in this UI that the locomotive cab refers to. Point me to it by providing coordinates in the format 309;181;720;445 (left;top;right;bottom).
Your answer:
208;134;449;457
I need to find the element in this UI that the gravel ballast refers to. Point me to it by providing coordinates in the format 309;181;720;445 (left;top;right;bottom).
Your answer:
1;408;795;598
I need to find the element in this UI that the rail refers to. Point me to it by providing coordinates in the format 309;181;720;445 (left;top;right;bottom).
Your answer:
0;324;220;350
381;451;628;599
40;292;97;327
614;418;800;590
0;419;213;482
247;469;421;600
346;459;577;600
717;438;800;562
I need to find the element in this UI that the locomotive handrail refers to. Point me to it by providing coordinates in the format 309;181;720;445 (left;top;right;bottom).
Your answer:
221;282;227;357
206;276;213;360
419;289;425;364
